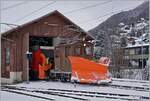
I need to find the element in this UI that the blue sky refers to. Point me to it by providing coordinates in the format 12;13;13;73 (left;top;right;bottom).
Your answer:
0;0;147;32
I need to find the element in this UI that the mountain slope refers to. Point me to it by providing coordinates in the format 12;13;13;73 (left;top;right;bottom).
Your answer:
89;1;149;57
89;1;149;33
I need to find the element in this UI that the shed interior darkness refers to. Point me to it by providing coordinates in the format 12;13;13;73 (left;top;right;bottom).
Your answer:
29;36;53;48
29;36;54;80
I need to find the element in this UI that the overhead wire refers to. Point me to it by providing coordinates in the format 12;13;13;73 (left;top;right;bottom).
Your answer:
14;0;111;23
3;0;132;29
1;1;28;11
64;0;112;14
14;1;56;23
78;8;130;24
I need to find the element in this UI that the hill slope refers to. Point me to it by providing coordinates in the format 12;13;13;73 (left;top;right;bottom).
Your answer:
89;1;149;57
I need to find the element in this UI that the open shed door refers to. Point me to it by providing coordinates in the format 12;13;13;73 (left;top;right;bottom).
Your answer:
22;33;29;81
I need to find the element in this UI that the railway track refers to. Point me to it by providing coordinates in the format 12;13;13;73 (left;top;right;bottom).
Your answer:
2;85;149;101
46;88;149;100
109;84;149;92
2;86;88;101
111;79;149;92
2;89;55;101
73;82;149;92
112;78;149;84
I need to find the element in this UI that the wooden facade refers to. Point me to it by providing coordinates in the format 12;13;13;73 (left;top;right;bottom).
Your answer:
1;10;93;83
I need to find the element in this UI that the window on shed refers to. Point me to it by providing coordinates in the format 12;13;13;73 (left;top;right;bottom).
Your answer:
75;47;81;55
5;48;10;65
65;47;70;57
85;46;92;56
124;49;129;55
55;48;60;57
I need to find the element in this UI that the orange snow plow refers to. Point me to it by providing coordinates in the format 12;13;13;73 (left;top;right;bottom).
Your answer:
68;56;112;84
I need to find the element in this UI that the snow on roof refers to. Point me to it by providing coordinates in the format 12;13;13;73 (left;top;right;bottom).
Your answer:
1;10;93;40
1;10;81;34
135;22;148;30
119;22;125;26
125;43;149;48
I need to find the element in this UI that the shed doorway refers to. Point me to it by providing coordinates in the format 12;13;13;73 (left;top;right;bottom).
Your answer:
29;36;54;80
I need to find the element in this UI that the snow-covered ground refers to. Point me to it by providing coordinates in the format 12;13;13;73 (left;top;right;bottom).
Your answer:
1;78;150;101
1;91;47;101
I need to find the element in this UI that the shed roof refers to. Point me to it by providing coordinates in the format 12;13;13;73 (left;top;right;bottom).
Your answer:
1;10;94;40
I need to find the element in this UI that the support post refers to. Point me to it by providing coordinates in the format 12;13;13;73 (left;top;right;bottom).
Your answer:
26;51;32;84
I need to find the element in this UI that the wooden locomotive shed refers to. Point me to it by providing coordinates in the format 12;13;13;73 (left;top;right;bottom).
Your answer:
1;10;94;83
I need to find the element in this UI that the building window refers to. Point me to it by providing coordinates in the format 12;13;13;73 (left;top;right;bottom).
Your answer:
5;48;10;65
75;47;81;55
129;49;135;55
123;59;129;66
147;47;149;54
85;46;92;56
138;59;142;68
55;48;60;57
65;47;70;57
124;49;129;55
143;47;148;54
135;48;141;55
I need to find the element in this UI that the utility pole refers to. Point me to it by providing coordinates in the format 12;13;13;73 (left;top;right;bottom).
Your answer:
0;29;1;87
149;28;150;101
141;19;145;80
141;29;144;80
148;5;150;98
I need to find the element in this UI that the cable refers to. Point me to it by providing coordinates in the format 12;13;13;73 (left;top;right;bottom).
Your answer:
78;8;130;24
2;0;141;27
64;0;112;14
0;23;19;27
14;1;111;23
14;1;56;23
1;1;28;11
79;12;114;24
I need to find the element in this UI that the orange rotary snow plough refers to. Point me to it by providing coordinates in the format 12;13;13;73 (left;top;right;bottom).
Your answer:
68;56;112;84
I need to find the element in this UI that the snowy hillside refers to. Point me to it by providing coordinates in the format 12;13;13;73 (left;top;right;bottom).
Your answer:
119;17;149;47
89;1;149;58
